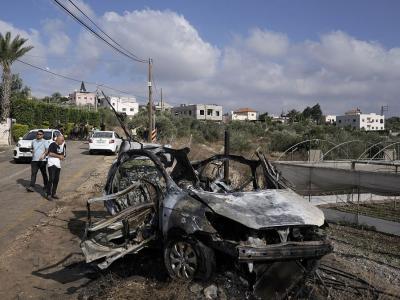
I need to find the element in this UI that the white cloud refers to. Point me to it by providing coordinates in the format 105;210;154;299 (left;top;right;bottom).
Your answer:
99;9;220;80
245;28;289;57
42;19;70;56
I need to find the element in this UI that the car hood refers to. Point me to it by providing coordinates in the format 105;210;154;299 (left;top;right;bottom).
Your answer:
17;140;34;147
192;189;325;229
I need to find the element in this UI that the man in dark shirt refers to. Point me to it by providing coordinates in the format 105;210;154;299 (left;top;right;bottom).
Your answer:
46;135;65;199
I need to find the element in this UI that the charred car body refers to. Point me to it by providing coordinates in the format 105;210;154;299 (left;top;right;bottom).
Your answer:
81;143;332;285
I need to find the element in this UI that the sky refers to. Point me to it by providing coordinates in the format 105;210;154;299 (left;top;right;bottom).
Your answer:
1;0;400;116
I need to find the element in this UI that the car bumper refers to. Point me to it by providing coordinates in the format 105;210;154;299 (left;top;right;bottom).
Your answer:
89;144;116;152
237;240;333;262
14;147;33;159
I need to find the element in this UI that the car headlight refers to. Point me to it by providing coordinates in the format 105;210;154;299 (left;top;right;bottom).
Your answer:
16;143;21;147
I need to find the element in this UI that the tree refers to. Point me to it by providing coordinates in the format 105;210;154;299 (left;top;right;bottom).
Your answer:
0;32;33;122
310;103;323;123
0;73;31;100
287;109;301;123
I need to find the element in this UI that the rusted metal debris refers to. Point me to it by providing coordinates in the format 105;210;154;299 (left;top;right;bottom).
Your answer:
81;144;333;299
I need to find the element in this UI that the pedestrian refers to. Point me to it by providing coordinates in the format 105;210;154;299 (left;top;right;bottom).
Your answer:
46;135;65;200
27;130;48;192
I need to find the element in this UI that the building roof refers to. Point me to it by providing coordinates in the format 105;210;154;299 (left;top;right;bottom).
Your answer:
234;107;257;113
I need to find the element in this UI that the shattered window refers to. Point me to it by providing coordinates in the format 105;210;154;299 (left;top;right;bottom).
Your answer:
111;157;166;208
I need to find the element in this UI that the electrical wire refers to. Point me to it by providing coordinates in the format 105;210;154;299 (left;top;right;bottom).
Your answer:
52;0;147;64
16;59;147;100
66;0;146;63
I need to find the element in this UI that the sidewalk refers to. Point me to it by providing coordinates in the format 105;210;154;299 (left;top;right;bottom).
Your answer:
0;145;13;153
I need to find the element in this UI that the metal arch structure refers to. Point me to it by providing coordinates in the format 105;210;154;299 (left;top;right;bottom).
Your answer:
318;140;362;162
277;139;338;161
367;141;400;163
357;140;395;161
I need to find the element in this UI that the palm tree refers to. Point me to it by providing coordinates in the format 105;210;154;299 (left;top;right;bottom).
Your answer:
0;32;33;122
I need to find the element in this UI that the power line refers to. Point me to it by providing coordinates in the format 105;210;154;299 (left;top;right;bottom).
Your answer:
52;0;147;64
16;59;147;100
66;0;146;63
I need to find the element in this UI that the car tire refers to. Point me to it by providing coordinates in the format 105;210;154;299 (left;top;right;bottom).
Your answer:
164;238;215;281
89;150;94;155
13;158;20;164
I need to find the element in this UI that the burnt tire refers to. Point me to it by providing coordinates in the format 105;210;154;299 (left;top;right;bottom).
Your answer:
164;238;215;281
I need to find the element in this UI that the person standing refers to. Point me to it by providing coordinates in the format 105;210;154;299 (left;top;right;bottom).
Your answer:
46;135;65;199
27;130;48;192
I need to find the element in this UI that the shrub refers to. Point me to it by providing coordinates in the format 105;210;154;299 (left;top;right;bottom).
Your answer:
12;123;29;142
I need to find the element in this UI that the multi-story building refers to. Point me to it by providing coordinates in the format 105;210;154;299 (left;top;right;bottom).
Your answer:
324;115;336;124
100;96;139;117
336;109;385;131
230;108;258;121
171;104;223;121
155;101;173;112
69;82;97;107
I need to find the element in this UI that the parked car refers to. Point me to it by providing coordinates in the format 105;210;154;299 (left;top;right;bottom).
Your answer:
81;145;332;294
13;129;65;163
88;131;123;155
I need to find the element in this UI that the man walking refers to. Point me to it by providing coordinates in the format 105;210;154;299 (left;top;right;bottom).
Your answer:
46;135;65;199
27;130;48;192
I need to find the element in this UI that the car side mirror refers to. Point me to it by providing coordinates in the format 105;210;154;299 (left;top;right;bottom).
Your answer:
19;137;23;140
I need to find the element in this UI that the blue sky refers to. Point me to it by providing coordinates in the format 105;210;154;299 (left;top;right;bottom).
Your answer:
1;0;400;115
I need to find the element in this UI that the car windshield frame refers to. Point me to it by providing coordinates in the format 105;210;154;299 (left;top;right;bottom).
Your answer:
23;131;53;140
93;132;113;138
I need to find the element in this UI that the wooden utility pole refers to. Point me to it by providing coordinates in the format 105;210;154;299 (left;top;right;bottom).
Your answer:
160;88;164;111
148;58;153;142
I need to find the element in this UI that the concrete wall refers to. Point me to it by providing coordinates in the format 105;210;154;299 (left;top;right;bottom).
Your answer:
321;208;400;236
274;162;400;195
0;119;11;146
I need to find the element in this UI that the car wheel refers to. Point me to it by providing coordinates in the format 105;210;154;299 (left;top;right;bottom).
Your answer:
89;150;93;155
164;238;215;281
13;158;20;163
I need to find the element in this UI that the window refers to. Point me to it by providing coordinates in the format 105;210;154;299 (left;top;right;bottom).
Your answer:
112;103;115;106
189;110;192;115
84;97;87;100
362;119;365;122
78;97;81;100
353;119;356;122
207;109;213;116
216;111;220;116
338;120;342;123
130;108;134;112
200;110;205;115
122;108;126;111
380;119;383;123
372;127;374;129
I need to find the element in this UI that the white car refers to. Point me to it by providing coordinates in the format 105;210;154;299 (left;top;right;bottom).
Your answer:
89;131;122;154
13;129;64;162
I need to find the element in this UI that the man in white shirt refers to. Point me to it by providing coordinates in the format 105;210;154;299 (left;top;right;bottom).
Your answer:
27;130;48;192
46;135;65;200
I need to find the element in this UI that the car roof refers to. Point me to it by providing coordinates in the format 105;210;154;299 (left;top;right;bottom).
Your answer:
29;129;59;132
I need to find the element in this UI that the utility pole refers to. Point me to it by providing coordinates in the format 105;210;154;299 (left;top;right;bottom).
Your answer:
148;58;153;142
160;88;164;112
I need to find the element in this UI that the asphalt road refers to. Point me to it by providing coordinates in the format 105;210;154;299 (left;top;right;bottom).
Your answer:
0;141;107;253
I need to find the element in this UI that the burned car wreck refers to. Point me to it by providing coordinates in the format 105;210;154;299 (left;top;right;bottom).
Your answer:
81;144;332;294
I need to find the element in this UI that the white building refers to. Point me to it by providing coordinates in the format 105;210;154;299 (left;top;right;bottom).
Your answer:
324;115;336;124
101;96;139;117
336;109;385;131
155;101;173;112
270;114;289;124
230;108;258;121
69;82;97;107
172;104;223;121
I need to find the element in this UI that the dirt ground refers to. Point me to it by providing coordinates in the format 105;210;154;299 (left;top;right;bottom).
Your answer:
0;146;399;300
